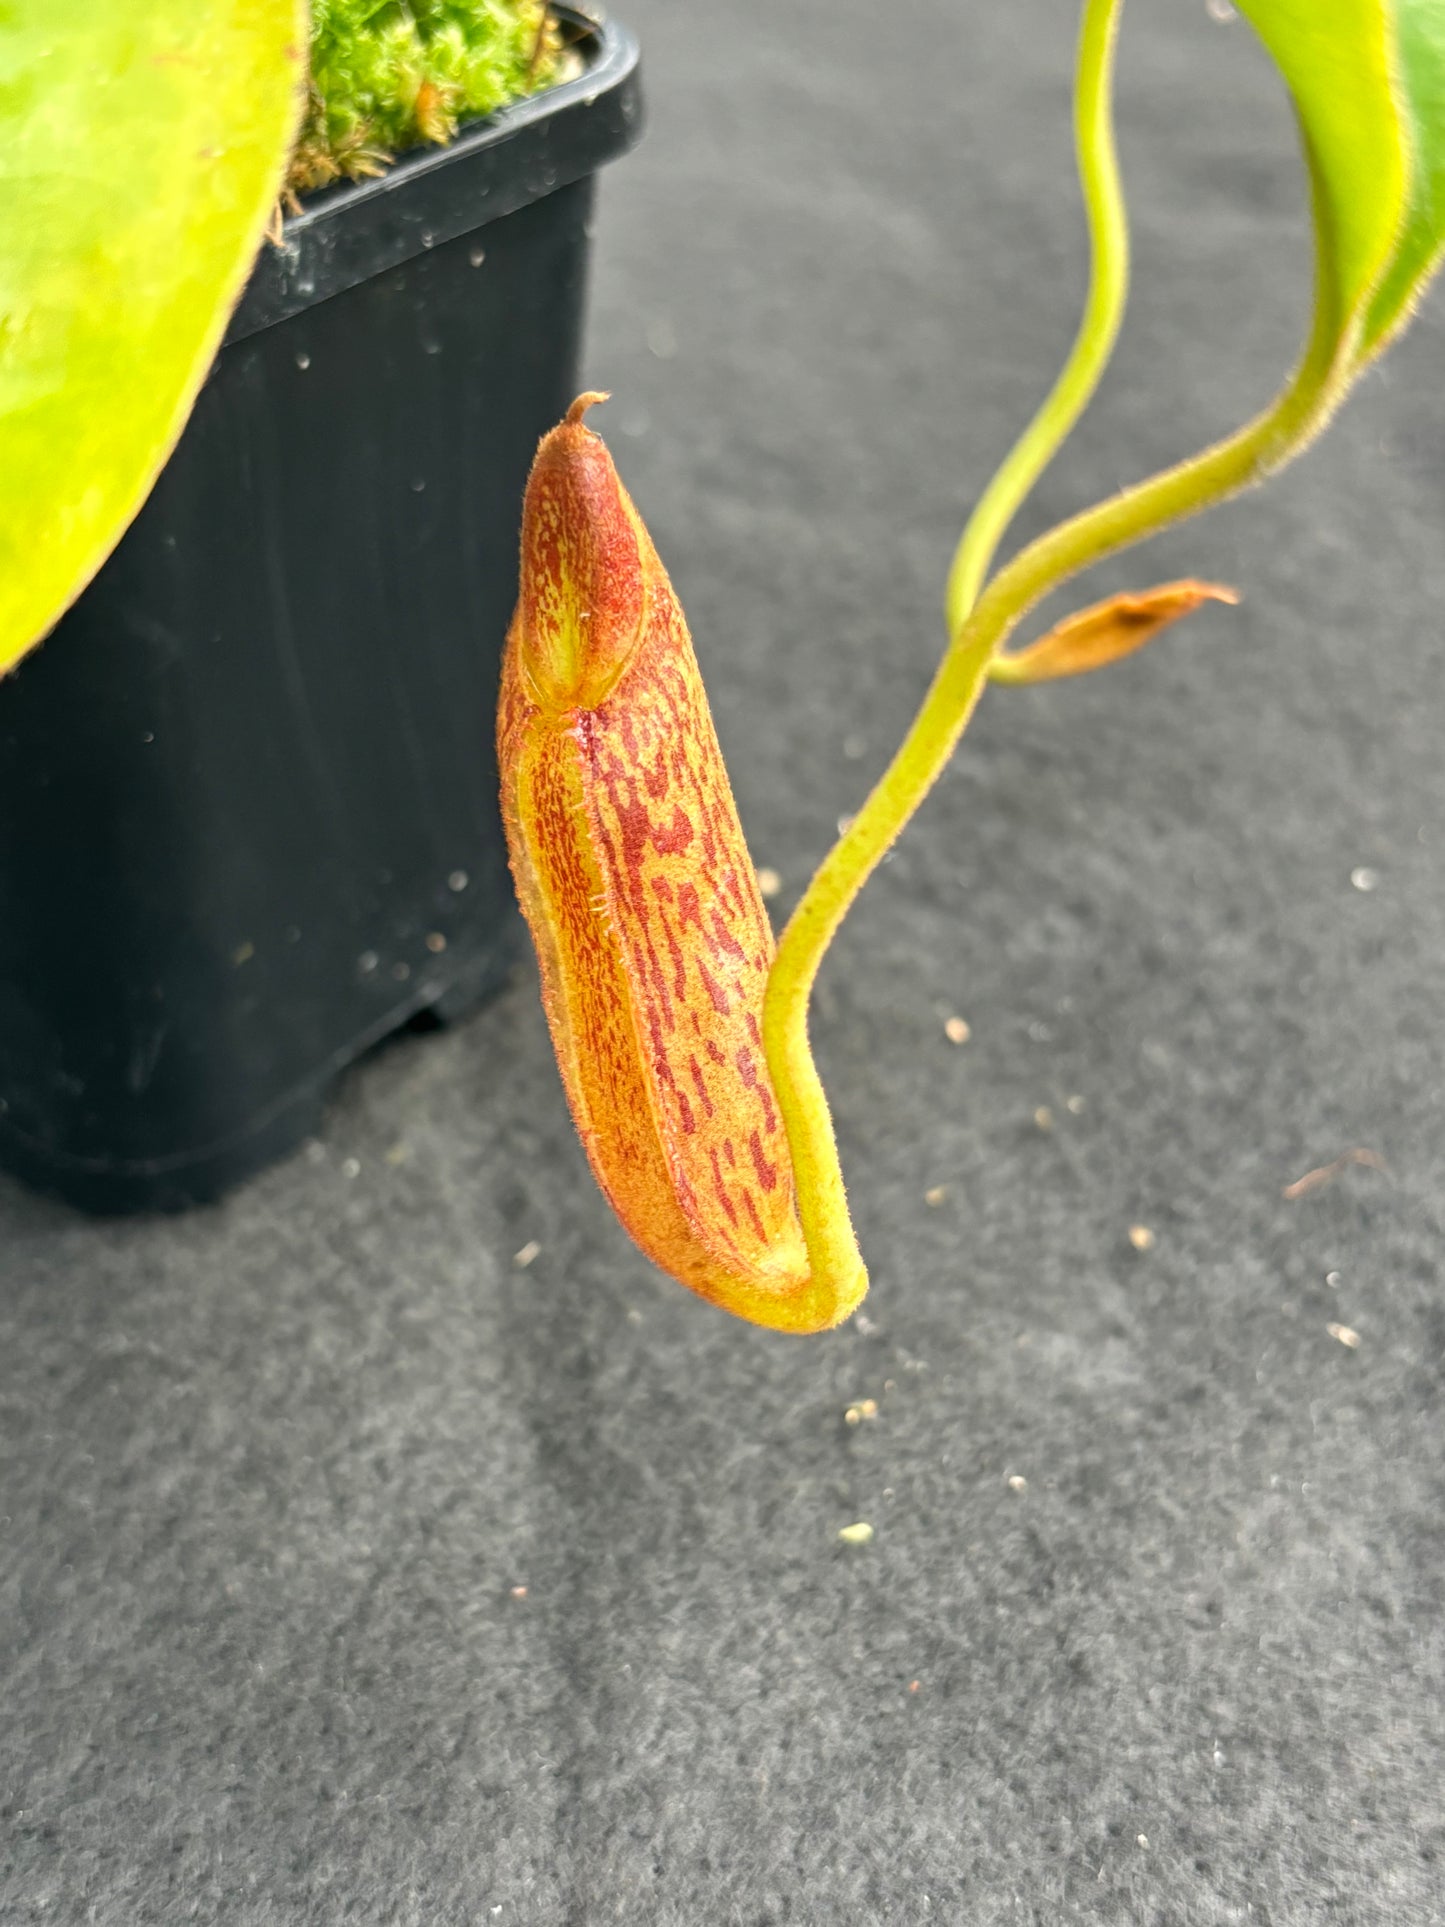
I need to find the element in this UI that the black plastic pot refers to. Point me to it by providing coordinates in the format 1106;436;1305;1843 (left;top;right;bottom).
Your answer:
0;13;642;1213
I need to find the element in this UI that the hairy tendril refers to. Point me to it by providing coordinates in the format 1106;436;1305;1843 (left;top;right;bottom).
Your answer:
761;0;1361;1309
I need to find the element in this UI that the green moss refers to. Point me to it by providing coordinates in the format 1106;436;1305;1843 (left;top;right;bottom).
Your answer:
287;0;568;199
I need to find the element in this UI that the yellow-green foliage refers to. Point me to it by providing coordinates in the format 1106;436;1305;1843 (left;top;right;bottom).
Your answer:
289;0;564;198
0;0;305;674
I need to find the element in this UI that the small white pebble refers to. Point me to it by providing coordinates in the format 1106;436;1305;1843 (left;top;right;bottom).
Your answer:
1350;866;1379;892
756;867;782;899
1137;1834;1150;1850
1034;1106;1054;1132
924;1185;947;1207
1325;1269;1343;1288
513;1240;541;1269
1128;1224;1156;1252
1205;0;1236;19
1327;1321;1361;1349
1065;1094;1085;1114
509;1584;527;1599
837;814;856;837
341;1158;361;1180
844;1398;879;1426
944;1016;971;1045
838;1521;874;1545
1007;1474;1028;1493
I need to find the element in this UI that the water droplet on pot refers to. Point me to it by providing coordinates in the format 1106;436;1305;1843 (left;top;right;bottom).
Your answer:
421;230;435;248
469;246;486;268
392;961;411;982
422;338;442;356
1350;866;1379;892
358;950;379;975
141;731;154;745
411;478;426;493
295;350;310;370
448;870;469;892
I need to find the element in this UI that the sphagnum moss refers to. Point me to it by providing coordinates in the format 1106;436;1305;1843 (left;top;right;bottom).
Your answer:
287;0;571;201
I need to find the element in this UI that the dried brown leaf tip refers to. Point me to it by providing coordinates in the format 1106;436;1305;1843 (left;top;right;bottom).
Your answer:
989;580;1239;685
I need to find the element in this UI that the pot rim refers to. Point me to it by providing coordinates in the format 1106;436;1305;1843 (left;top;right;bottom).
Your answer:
228;6;642;345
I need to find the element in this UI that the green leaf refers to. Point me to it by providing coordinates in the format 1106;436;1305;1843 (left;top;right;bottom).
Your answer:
0;0;305;675
1234;0;1409;361
1361;0;1445;355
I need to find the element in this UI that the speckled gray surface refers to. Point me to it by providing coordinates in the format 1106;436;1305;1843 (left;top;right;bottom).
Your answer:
4;2;1444;1921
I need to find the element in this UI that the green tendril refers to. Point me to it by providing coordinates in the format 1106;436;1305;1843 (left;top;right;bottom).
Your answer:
762;0;1131;1305
762;0;1382;1309
944;0;1129;635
